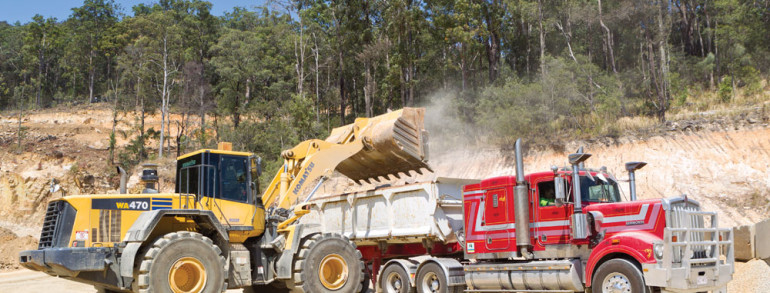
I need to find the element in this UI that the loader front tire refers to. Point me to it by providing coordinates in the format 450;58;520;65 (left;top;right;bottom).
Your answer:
135;231;225;293
293;233;365;293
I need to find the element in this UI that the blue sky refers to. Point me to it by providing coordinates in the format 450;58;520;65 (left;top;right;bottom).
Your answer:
0;0;268;24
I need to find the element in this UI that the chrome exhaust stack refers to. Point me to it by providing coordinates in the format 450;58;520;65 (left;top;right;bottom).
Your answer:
568;152;591;239
625;162;647;201
513;139;533;259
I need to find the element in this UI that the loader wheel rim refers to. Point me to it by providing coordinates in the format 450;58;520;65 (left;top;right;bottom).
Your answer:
318;254;348;290
168;257;207;293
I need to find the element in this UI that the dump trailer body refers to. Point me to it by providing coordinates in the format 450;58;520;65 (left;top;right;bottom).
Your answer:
301;177;475;247
299;177;476;285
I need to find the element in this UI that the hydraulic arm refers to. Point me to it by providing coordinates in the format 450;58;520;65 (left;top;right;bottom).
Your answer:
260;107;431;212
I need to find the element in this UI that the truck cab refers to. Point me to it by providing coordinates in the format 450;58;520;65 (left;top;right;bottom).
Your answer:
461;144;733;293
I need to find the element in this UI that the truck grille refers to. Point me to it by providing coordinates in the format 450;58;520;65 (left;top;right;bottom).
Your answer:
669;201;708;260
38;200;76;249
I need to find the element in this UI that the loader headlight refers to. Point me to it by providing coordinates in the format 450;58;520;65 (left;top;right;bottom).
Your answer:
654;243;664;259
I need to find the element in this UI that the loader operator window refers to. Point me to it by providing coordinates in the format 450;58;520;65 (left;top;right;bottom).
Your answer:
220;156;249;203
177;154;215;198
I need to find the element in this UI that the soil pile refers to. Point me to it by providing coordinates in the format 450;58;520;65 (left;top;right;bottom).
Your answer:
0;227;37;272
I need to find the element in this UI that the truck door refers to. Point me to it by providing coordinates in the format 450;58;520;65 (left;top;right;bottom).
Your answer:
533;177;571;246
482;187;512;250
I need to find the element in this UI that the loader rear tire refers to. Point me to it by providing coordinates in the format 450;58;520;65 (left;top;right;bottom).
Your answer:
135;231;226;293
292;233;365;293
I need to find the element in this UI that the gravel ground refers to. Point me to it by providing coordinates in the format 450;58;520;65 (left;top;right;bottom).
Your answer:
728;260;770;293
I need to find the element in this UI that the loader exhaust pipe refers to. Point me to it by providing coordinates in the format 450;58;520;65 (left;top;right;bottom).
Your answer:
141;164;159;194
513;139;532;259
625;162;647;201
116;166;127;194
568;152;591;239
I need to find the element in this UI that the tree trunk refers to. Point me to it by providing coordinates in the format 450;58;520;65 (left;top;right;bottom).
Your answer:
339;50;346;124
159;35;169;158
597;0;617;73
364;62;373;117
89;50;95;103
483;1;501;82
538;0;546;75
313;33;320;123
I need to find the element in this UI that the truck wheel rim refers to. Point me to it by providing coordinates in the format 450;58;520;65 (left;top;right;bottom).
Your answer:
385;271;404;292
420;272;440;293
168;257;207;293
602;272;631;293
319;254;348;290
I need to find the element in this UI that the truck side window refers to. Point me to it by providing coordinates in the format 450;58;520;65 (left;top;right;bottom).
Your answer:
538;181;556;206
220;156;249;203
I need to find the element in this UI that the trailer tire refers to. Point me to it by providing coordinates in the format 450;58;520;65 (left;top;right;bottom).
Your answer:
293;233;365;293
381;264;415;293
591;258;645;293
415;262;462;293
135;231;226;293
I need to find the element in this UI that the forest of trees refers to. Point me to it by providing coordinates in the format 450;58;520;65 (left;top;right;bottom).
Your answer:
0;0;768;169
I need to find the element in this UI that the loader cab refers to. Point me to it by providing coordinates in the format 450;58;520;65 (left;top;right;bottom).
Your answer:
176;149;261;205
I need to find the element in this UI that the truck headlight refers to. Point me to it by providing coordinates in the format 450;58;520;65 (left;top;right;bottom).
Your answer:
654;243;664;259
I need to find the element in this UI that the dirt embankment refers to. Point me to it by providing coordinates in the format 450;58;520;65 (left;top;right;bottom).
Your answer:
0;227;37;271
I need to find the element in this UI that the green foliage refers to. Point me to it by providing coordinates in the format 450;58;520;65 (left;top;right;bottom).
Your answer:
0;0;769;161
476;56;623;142
718;77;733;103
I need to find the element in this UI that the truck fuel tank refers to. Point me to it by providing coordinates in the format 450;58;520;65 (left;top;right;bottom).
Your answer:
464;259;584;292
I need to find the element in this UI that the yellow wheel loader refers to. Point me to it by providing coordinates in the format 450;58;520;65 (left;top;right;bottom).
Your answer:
19;108;430;293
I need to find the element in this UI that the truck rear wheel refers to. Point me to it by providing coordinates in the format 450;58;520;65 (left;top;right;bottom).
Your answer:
591;258;645;293
415;263;462;293
135;231;225;293
293;233;365;293
381;264;415;293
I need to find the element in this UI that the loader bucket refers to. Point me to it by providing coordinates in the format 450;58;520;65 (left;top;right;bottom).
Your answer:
326;108;431;183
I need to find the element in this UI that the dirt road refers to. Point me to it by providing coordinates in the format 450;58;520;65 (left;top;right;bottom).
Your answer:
1;260;767;292
0;270;246;292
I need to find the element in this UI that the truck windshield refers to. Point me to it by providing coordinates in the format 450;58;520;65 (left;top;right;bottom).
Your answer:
580;176;621;203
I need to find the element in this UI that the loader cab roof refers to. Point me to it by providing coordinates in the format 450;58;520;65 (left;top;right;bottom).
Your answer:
177;149;253;161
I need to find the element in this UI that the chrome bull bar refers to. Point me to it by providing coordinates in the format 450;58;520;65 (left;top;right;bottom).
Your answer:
645;208;734;292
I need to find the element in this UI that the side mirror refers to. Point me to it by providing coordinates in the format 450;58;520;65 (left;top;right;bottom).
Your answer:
554;177;566;206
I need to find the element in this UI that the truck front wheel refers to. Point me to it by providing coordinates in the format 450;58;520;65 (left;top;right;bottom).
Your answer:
135;231;226;293
591;258;645;293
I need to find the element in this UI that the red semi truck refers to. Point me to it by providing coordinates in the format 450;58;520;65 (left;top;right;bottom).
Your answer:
302;139;733;293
